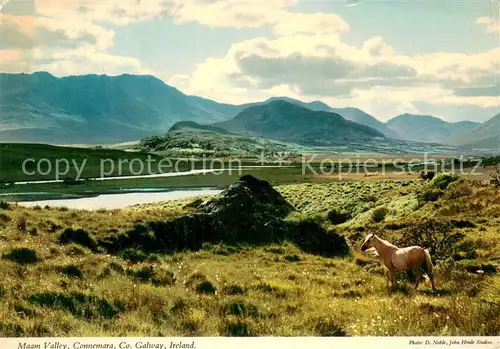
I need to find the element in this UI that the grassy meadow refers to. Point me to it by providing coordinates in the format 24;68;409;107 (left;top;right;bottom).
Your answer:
0;173;499;337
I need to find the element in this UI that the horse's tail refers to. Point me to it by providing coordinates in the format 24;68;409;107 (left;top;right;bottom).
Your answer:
423;249;434;275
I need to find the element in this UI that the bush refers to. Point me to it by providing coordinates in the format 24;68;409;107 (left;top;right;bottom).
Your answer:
371;207;388;223
3;248;38;265
28;292;124;319
417;187;443;204
327;209;351;225
444;179;473;199
431;173;459;190
0;201;10;210
59;264;83;278
196;281;217;295
397;219;465;262
119;248;148;262
58;228;98;251
127;265;176;286
222;284;245;295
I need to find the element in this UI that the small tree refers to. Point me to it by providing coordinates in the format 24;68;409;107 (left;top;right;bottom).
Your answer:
397;219;465;262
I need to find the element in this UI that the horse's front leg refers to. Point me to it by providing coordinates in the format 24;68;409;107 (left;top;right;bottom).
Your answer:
390;269;397;288
387;267;396;289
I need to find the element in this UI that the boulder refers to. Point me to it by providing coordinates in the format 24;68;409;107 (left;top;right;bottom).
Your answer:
100;175;349;257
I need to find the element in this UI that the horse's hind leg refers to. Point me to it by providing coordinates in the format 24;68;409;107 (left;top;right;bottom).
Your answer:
428;272;436;291
414;267;422;290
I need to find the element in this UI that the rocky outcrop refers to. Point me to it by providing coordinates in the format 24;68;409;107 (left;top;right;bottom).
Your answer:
100;175;349;258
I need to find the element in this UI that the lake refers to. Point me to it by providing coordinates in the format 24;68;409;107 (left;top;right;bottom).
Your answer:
15;189;222;210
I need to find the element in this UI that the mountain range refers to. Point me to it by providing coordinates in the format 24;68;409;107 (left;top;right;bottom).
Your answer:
385;114;480;144
0;72;498;150
446;113;500;150
0;72;232;143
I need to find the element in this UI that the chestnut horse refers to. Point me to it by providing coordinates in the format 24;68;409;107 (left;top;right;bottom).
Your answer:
361;234;436;290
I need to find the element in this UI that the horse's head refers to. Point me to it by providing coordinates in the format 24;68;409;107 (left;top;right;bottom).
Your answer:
361;233;376;251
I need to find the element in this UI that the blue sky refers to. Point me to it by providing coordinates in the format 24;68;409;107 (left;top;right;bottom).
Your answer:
1;0;499;122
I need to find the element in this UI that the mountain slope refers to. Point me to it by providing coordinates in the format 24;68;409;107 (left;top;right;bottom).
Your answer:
245;98;398;139
330;107;398;139
215;100;385;145
0;72;234;144
386;114;480;143
446;113;500;150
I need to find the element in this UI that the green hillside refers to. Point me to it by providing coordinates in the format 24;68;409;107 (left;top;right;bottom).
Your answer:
215;101;385;145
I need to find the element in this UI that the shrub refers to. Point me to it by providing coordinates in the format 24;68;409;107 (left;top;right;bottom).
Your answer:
28;292;124;319
327;209;351;225
289;218;350;257
371;206;388;223
127;265;176;286
222;284;245;295
397;219;465;262
0;201;10;210
444;179;473;199
3;248;38;265
59;264;83;278
417;187;443;204
196;281;217;295
119;248;148;262
431;172;459;190
58;228;98;251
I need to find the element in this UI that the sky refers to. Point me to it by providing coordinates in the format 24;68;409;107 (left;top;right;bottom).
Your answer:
1;0;499;122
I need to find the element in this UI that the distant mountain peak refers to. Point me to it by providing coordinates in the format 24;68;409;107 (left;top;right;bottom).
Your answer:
214;99;384;145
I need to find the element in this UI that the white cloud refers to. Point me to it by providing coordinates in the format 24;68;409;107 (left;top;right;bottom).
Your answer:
476;16;500;34
0;14;114;51
0;8;150;76
36;0;165;26
164;0;349;36
169;30;499;120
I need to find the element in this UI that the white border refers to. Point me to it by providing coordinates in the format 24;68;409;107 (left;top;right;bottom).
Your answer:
0;337;499;349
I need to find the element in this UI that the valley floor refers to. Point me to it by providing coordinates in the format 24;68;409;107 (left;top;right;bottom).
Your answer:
0;177;498;336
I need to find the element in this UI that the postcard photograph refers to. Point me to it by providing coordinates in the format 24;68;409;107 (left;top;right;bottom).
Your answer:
0;0;499;347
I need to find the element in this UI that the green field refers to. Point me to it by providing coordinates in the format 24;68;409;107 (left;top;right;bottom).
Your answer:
0;173;498;336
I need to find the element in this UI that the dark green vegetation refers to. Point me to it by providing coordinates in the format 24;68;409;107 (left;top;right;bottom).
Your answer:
214;100;385;145
0;174;498;336
135;122;300;157
0;143;180;182
385;114;480;144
